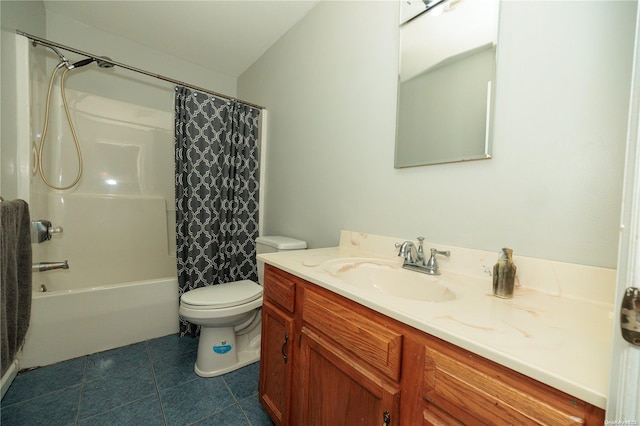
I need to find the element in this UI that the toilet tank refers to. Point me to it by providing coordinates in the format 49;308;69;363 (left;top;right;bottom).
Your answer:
256;236;307;285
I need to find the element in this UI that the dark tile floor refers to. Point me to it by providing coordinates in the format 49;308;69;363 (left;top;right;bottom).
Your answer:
1;334;274;426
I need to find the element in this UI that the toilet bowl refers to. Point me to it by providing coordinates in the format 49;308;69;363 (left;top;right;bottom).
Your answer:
179;236;307;377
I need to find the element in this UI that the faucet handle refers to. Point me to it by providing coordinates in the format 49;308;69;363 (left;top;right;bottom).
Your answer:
430;248;450;257
424;248;451;275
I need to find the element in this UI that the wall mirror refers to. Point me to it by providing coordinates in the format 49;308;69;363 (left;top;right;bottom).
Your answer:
395;0;500;168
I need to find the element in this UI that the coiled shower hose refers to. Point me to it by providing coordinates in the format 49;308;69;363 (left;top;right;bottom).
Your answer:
37;61;84;190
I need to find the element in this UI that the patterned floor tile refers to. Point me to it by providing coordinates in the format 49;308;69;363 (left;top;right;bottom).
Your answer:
147;333;199;362
1;384;81;426
79;364;156;419
78;394;165;426
239;394;275;426
159;375;236;426
152;347;198;390
1;334;274;426
191;403;250;425
223;361;260;400
84;341;150;381
1;357;86;406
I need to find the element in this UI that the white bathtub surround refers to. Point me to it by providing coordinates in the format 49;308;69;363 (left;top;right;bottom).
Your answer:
258;230;616;409
30;193;177;292
19;277;179;369
22;193;180;369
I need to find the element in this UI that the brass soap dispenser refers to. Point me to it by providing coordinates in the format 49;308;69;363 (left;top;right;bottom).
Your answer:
493;247;517;298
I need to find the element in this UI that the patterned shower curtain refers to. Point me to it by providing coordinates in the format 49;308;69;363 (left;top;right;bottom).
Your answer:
174;86;261;336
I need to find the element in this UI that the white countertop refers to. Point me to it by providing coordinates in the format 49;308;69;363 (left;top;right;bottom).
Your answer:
258;231;615;409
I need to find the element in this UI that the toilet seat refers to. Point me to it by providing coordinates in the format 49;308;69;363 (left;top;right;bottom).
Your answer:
180;280;262;310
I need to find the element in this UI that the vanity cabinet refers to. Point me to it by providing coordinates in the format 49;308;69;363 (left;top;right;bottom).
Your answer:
259;267;296;425
259;265;605;426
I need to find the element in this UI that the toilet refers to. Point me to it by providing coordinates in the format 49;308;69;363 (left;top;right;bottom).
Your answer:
179;236;307;377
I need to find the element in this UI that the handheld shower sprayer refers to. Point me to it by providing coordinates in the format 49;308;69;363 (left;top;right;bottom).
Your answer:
35;42;117;190
68;58;96;69
38;56;101;190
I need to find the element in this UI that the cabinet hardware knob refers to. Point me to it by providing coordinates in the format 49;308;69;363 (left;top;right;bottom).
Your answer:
383;410;390;425
282;332;289;364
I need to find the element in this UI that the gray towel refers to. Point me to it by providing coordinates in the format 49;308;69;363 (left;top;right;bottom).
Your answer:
1;199;32;377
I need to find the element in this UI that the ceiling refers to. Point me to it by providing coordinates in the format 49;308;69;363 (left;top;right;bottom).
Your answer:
42;1;319;77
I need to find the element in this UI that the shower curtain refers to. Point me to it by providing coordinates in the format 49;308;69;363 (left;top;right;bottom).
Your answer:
174;86;261;336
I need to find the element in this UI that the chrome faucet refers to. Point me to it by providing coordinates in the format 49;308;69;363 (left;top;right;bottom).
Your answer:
395;237;450;275
395;240;418;264
32;261;69;272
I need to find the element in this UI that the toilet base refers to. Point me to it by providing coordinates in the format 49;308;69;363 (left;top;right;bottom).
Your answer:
194;324;261;377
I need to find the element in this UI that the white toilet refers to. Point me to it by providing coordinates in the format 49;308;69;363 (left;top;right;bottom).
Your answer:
179;236;307;377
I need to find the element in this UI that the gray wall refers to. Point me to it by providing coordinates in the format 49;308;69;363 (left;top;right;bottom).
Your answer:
238;0;636;268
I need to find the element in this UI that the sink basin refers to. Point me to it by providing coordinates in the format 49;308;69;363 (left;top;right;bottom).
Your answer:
321;258;456;302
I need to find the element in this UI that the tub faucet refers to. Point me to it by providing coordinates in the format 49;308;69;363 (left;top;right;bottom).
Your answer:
32;261;69;272
395;237;450;275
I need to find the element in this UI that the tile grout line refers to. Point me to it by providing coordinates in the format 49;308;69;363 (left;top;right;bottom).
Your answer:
147;340;169;426
74;355;89;426
1;359;87;409
183;375;249;426
76;393;164;424
221;375;253;426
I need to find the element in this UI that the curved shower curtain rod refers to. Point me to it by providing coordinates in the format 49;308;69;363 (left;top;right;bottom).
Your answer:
16;30;265;110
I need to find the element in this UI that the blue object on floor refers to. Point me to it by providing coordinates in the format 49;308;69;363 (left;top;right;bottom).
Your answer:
0;334;274;426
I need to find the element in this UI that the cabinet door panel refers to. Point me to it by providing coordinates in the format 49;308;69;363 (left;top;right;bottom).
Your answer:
303;288;403;381
259;301;294;425
300;327;400;426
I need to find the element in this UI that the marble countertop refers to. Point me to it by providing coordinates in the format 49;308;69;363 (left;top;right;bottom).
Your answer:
258;231;615;409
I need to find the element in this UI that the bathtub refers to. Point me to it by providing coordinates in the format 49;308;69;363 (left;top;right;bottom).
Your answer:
19;277;179;369
19;192;180;369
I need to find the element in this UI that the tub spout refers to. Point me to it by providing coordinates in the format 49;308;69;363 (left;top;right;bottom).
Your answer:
32;261;69;272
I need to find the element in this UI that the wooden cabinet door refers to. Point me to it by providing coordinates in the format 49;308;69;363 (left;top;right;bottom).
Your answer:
298;327;401;426
259;301;294;426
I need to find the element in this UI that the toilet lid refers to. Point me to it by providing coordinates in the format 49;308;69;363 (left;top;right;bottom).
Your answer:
181;280;262;309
